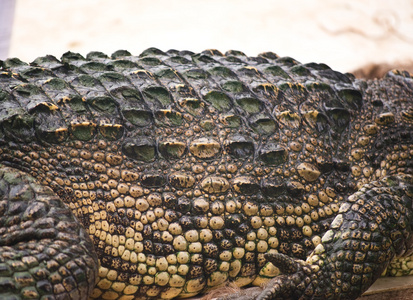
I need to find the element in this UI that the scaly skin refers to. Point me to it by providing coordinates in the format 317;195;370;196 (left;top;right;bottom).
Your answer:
0;48;412;300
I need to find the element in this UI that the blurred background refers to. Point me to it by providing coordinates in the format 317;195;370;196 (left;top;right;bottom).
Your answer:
2;0;413;75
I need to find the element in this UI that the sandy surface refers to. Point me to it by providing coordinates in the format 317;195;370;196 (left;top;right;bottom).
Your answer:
6;0;413;73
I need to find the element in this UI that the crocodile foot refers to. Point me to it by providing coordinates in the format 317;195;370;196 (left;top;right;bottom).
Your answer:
218;174;413;300
0;166;98;299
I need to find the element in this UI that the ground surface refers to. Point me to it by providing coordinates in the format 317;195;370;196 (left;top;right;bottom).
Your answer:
6;0;413;74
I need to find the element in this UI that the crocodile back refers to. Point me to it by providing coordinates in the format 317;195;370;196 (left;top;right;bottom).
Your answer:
0;48;412;298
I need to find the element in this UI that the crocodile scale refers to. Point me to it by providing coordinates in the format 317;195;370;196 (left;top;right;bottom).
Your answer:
0;48;412;300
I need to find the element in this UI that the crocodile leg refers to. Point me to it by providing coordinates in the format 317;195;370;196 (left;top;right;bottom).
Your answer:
219;174;413;300
0;166;98;300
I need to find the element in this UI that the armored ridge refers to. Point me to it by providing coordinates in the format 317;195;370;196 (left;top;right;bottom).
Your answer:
0;48;412;300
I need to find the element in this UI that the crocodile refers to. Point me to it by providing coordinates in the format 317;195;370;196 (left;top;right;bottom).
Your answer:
0;48;412;300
